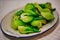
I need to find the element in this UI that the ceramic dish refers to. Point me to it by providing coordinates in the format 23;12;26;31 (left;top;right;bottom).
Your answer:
1;7;59;38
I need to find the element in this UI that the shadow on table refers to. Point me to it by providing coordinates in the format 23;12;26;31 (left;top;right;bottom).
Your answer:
1;18;59;40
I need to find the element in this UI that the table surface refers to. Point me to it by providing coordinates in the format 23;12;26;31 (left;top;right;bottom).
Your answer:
0;0;60;40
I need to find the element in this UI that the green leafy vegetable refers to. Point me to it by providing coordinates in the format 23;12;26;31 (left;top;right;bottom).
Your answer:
45;2;52;9
39;2;52;9
18;26;39;34
18;26;34;34
41;11;54;20
16;10;24;16
11;2;55;34
11;15;25;30
24;3;35;10
31;20;42;28
20;13;34;23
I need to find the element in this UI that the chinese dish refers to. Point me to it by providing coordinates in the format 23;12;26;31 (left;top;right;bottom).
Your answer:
11;2;55;34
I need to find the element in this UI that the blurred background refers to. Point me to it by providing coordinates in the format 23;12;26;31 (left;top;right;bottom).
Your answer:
0;0;60;40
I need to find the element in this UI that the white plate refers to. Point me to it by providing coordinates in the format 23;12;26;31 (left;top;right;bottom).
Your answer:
1;7;59;37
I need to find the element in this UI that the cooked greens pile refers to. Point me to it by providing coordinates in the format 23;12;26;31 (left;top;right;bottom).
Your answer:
11;2;55;34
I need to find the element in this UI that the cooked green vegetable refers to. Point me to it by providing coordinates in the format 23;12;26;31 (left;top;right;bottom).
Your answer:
41;20;47;24
34;16;45;20
45;2;52;9
39;4;46;9
50;8;56;14
24;3;35;10
11;2;55;34
11;15;25;30
18;26;39;34
20;13;34;23
39;2;52;9
41;11;54;20
16;10;24;16
24;3;39;16
34;2;42;13
42;8;51;12
31;20;42;28
33;28;40;32
34;3;54;20
24;9;37;15
18;26;34;34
